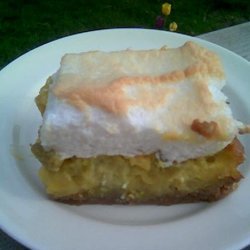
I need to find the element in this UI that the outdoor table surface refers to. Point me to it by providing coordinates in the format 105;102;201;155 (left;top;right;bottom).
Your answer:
1;22;250;250
198;22;250;61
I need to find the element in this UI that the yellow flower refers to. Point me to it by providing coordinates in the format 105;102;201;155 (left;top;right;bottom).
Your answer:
169;22;178;31
162;3;171;16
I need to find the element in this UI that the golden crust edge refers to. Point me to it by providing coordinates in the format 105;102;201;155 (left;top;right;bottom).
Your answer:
50;176;241;205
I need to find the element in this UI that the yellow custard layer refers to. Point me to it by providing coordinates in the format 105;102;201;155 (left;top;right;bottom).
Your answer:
35;141;243;200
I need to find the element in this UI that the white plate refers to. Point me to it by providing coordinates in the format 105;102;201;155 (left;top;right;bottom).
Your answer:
0;29;250;250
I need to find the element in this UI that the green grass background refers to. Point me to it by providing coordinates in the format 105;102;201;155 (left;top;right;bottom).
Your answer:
1;0;249;69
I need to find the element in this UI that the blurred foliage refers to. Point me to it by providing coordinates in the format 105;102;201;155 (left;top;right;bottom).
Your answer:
0;0;249;68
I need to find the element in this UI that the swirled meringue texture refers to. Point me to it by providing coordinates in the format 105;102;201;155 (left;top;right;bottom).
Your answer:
39;42;242;166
